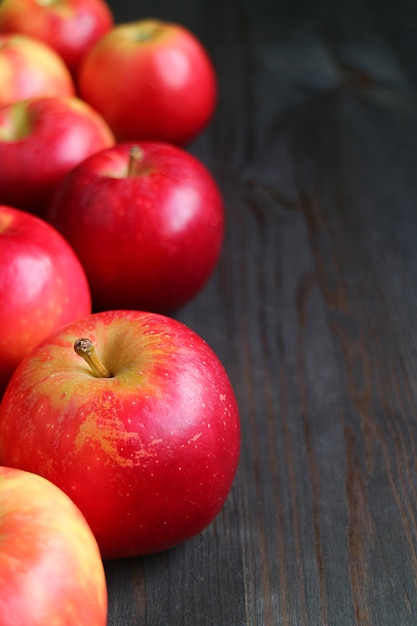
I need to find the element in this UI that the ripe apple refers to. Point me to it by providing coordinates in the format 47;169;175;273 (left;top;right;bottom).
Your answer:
0;204;92;397
0;96;115;216
0;0;114;76
0;309;241;559
0;33;75;106
78;19;217;144
47;141;225;313
0;466;108;626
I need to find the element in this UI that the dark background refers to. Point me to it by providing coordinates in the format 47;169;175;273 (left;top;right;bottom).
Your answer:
105;0;417;624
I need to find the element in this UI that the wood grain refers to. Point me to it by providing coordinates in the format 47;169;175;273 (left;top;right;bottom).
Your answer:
104;0;417;623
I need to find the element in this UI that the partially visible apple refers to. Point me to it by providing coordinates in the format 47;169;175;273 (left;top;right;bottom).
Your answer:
0;96;115;216
0;466;107;626
78;19;217;144
47;142;225;313
0;0;114;76
0;309;241;559
0;33;75;106
0;204;92;396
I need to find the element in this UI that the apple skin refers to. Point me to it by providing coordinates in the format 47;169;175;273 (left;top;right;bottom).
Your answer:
0;33;75;106
0;0;114;76
0;310;241;559
0;204;92;397
0;466;107;626
0;96;115;216
78;19;217;145
47;141;225;313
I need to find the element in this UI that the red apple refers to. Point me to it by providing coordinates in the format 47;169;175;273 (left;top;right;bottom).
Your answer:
0;204;92;396
0;309;241;559
47;142;225;313
0;96;115;216
0;0;114;76
78;19;217;145
0;466;108;626
0;33;75;106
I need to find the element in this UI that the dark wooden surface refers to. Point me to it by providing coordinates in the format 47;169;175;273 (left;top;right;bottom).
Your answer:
104;0;417;623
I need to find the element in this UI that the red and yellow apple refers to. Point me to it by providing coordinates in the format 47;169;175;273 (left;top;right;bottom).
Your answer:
0;96;115;216
47;141;225;313
78;19;217;144
0;204;92;396
0;0;114;76
0;466;107;626
0;309;241;559
0;33;75;106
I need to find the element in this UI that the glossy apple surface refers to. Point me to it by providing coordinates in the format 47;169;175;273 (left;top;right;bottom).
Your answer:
78;19;217;144
0;466;107;626
0;33;75;106
0;96;115;216
0;205;91;396
47;141;224;313
0;310;241;559
0;0;114;76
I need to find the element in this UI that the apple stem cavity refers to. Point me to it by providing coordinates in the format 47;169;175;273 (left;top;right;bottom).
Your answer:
74;338;112;378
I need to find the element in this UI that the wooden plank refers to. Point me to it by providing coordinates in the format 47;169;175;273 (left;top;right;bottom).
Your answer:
100;0;417;623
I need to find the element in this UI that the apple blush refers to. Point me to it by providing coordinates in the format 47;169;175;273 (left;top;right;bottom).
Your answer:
0;96;115;217
0;33;75;106
0;310;241;559
78;19;217;144
0;204;92;396
0;467;108;626
48;141;225;313
0;0;114;76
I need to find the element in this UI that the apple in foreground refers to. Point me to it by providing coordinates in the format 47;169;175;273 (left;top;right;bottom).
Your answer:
0;205;91;396
0;33;75;106
0;466;107;626
78;19;217;144
0;0;114;76
47;142;225;313
0;309;241;559
0;96;115;216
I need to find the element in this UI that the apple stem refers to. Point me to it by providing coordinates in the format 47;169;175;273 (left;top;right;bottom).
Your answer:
74;338;112;378
128;146;145;177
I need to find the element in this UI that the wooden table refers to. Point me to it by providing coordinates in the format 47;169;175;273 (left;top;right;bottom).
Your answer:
104;0;417;623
